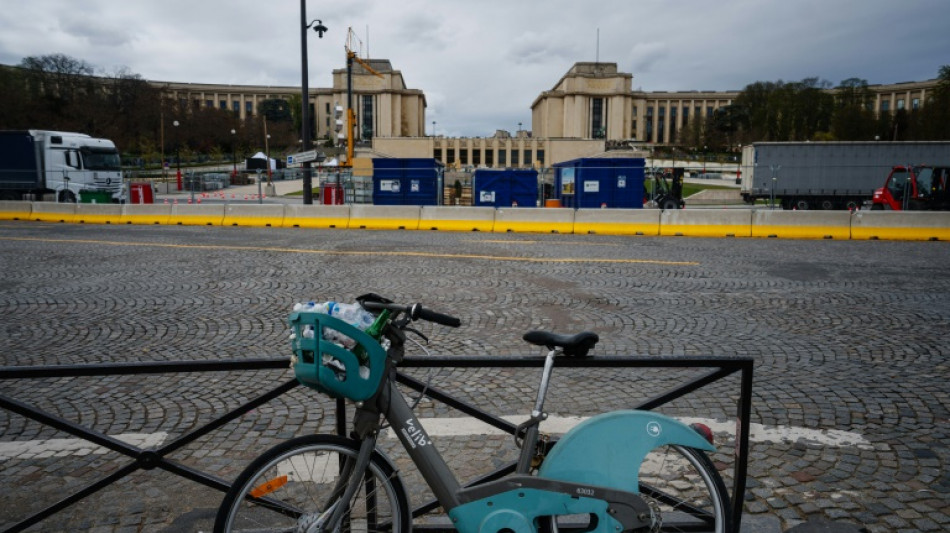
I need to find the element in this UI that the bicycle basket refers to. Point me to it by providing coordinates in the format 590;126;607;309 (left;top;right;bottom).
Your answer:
289;311;387;401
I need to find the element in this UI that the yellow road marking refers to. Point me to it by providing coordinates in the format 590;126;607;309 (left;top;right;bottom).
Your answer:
0;236;699;266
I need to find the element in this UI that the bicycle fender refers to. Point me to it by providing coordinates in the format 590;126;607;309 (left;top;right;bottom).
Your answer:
537;410;715;494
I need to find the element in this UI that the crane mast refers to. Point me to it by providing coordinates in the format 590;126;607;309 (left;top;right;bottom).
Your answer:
344;28;383;168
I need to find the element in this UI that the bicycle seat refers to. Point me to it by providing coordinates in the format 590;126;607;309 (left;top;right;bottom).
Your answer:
522;330;599;357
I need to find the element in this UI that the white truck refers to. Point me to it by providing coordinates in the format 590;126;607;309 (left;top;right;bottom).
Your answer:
0;130;123;203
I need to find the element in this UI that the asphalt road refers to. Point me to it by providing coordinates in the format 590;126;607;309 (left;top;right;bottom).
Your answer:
0;222;947;532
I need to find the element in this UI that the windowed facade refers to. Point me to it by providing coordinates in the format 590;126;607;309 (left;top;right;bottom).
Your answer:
912;98;920;110
220;100;227;110
232;101;240;114
485;149;494;167
669;107;677;142
591;97;606;138
897;99;905;110
881;100;890;112
512;149;520;167
245;101;253;115
498;150;507;166
361;95;374;139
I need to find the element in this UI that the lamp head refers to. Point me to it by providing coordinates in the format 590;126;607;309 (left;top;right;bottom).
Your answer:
309;19;328;38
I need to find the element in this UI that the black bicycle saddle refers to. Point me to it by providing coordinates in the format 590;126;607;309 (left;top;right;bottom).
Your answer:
522;330;599;357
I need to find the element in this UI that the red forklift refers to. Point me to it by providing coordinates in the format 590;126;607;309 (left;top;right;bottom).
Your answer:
871;165;950;211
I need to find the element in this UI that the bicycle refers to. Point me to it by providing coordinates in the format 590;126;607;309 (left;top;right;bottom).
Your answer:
214;293;732;533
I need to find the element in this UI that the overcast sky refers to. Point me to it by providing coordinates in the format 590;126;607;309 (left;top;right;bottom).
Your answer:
2;0;948;137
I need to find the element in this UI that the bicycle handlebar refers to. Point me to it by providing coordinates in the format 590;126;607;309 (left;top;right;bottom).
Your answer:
361;301;461;328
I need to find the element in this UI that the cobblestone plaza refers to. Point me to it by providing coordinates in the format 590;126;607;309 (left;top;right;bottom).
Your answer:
0;222;947;532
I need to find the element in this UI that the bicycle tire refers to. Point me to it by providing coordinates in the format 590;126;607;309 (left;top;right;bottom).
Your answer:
636;444;732;533
214;434;410;533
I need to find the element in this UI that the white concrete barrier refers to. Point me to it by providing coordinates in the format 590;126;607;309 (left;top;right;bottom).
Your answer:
419;206;496;232
29;202;77;223
121;204;173;225
493;208;576;234
74;203;123;225
222;204;286;227
751;210;851;239
169;204;225;226
659;209;752;237
573;209;660;236
0;200;32;221
282;205;351;228
851;211;950;241
348;205;421;230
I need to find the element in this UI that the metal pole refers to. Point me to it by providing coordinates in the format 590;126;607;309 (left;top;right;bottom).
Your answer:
257;170;263;204
300;0;313;205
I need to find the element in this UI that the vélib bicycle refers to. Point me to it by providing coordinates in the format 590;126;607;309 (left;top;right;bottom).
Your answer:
214;294;732;533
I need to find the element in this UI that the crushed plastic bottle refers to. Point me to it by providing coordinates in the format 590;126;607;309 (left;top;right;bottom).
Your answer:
292;300;379;373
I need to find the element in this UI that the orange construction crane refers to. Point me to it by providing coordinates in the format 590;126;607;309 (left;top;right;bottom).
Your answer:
343;28;383;167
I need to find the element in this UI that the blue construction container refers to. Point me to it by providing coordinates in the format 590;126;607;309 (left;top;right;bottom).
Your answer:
553;157;645;208
372;158;444;206
472;168;539;207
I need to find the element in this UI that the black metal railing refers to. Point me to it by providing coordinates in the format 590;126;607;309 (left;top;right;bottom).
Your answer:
0;355;752;533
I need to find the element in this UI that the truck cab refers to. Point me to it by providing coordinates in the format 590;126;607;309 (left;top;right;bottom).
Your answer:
872;165;950;211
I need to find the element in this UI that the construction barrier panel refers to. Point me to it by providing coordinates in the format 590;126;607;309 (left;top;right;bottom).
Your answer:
169;204;225;226
74;203;123;225
121;204;172;225
851;211;950;241
282;205;351;228
222;204;285;227
29;202;77;224
659;209;753;238
419;206;496;232
0;200;32;221
573;209;661;236
751;210;851;240
493;207;575;234
348;205;421;230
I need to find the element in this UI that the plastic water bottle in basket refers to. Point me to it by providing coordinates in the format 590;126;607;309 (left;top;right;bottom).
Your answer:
288;301;390;402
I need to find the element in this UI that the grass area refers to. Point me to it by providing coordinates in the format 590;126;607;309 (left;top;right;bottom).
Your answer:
285;188;319;197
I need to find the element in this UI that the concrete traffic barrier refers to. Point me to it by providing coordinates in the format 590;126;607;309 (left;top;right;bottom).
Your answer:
751;210;851;239
29;202;77;224
281;205;351;228
851;211;950;241
0;200;32;221
659;209;753;237
169;204;225;226
573;209;660;236
121;204;172;225
222;204;285;227
493;207;575;234
419;206;495;231
74;203;123;225
348;205;421;230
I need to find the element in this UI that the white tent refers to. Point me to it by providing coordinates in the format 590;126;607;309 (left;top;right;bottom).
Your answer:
248;151;277;171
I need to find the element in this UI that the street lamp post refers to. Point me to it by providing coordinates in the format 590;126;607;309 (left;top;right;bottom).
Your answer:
300;2;327;205
173;120;182;191
230;129;237;178
703;145;707;175
432;121;436;137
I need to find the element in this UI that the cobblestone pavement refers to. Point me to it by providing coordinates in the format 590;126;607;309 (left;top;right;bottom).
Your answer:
0;221;947;533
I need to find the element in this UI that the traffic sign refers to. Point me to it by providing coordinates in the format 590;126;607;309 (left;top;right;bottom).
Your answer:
286;150;322;164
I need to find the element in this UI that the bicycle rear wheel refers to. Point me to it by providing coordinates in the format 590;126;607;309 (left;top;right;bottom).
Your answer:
637;444;732;533
215;434;410;533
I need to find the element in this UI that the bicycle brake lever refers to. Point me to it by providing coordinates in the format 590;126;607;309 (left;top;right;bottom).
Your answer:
404;327;429;344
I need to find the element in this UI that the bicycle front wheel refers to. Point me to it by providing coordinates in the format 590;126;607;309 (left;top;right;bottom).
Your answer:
637;444;732;533
215;434;410;533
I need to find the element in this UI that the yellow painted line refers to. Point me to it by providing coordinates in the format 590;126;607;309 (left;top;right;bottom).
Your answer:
467;239;622;246
0;236;699;266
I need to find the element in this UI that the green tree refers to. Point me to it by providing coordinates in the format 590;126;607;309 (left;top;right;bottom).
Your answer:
831;78;877;140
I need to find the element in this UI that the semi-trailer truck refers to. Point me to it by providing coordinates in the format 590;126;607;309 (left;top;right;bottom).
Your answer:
739;141;950;210
0;130;123;203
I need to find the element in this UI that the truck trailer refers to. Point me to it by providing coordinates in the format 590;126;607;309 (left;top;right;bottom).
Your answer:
0;130;123;203
739;141;950;210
